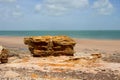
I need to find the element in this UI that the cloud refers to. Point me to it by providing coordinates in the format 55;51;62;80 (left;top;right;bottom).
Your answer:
0;0;115;19
0;0;22;18
12;11;23;17
12;5;23;17
35;4;41;12
0;0;16;3
35;0;89;16
44;4;68;16
35;0;114;16
0;3;23;19
93;0;114;15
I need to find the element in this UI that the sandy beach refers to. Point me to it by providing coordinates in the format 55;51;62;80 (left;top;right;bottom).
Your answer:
0;36;25;48
1;36;120;62
0;36;120;80
0;36;120;53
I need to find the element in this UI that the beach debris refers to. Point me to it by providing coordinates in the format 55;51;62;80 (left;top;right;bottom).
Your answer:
0;46;9;63
24;35;76;57
91;53;102;59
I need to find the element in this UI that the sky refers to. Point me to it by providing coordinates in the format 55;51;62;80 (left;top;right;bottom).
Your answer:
0;0;120;30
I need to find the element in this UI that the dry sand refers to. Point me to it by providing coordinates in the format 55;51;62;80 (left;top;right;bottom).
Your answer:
74;38;120;53
0;36;120;80
0;36;120;53
0;36;25;48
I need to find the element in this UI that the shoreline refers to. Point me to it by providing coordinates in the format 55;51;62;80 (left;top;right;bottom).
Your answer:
0;35;120;40
1;34;120;40
1;35;120;40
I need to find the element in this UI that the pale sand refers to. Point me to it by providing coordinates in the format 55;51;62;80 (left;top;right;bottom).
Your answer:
0;36;26;48
74;38;120;54
0;36;120;53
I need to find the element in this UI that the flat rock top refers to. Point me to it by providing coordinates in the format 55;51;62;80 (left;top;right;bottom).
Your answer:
24;35;76;45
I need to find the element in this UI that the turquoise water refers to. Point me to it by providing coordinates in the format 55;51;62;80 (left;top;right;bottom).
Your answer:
0;30;120;39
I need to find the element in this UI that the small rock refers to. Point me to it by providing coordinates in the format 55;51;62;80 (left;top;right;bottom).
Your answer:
101;69;106;72
0;45;9;63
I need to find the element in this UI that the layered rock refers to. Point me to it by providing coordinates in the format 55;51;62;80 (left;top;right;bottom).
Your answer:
24;36;76;57
0;46;8;63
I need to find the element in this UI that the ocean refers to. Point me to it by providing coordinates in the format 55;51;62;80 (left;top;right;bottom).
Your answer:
0;30;120;40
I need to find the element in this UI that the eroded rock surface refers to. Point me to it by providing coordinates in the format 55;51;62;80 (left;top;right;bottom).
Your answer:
24;36;76;57
0;46;9;63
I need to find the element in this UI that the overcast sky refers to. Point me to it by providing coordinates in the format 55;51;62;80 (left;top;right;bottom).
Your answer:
0;0;120;30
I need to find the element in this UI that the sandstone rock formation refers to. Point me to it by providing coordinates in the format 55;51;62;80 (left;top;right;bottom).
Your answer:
0;46;8;63
24;36;76;57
